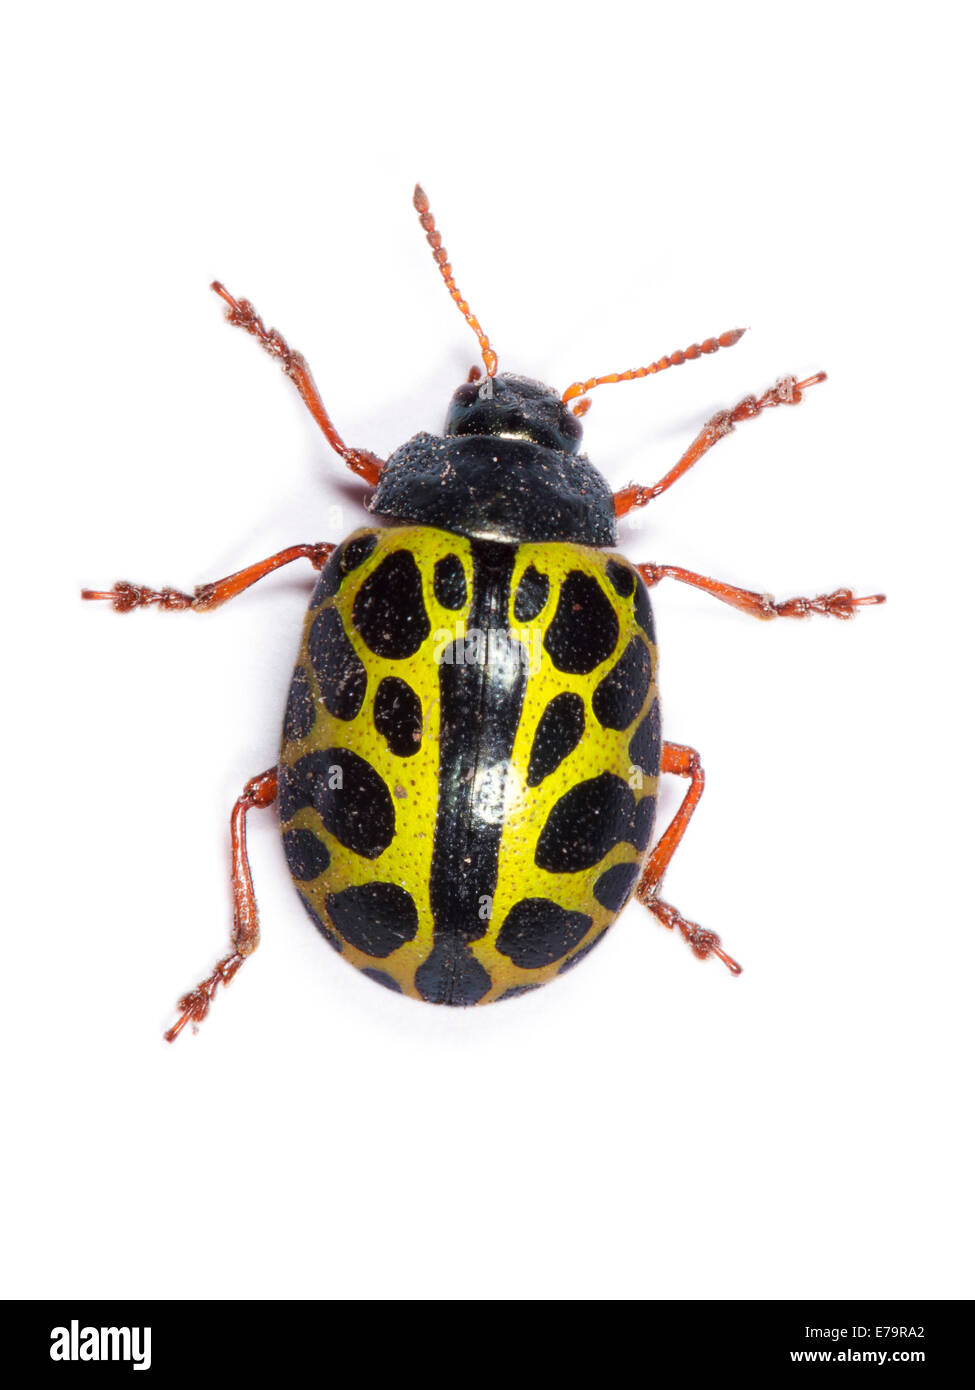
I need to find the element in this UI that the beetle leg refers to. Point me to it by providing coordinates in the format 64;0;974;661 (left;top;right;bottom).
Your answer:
82;542;335;612
211;282;385;485
638;563;885;620
613;372;827;516
635;741;741;975
164;767;278;1042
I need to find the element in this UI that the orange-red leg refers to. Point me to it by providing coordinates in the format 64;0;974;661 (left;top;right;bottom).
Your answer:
165;767;278;1042
82;541;335;612
638;563;885;620
211;282;384;485
614;373;827;517
636;741;741;975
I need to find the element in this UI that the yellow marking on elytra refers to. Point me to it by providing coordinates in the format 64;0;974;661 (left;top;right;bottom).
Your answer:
474;542;658;1000
279;527;474;994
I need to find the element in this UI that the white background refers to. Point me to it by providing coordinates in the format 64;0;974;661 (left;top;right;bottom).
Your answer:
4;1;972;1301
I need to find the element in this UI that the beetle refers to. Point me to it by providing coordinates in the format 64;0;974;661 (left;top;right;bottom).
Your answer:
83;186;885;1039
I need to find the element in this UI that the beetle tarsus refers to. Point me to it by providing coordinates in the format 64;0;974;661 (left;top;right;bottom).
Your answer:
645;898;742;975
81;582;193;611
164;951;244;1043
766;588;888;619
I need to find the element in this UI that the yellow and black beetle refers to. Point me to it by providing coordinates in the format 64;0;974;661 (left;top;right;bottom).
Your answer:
83;186;884;1038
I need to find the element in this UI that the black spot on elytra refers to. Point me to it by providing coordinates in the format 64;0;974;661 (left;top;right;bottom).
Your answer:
513;564;550;622
278;749;394;859
373;676;423;757
543;570;619;674
606;560;635;597
282;827;330;881
342;533;379;573
497;982;543;1001
632;795;655;852
633;575;656;642
311;565;337;608
312;532;379;605
414;939;492;1005
496;898;593;969
297;893;342;952
527;692;585;787
308;607;368;721
434;553;467;609
557;928;608;974
325;881;418;958
628;698;662;776
535;772;655;872
353;549;430;659
593;862;639;912
592;637;652;731
361;968;402;993
283;665;314;742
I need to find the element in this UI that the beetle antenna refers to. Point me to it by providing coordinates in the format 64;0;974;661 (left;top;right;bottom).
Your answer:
563;328;747;416
413;184;498;379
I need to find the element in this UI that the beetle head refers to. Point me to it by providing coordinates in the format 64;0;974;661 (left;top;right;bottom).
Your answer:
445;373;583;454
